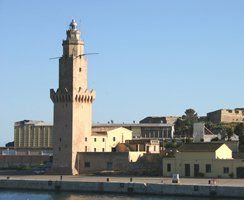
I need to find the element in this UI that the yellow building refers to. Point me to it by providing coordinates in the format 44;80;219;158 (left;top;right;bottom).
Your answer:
14;120;53;148
87;127;132;152
163;143;244;178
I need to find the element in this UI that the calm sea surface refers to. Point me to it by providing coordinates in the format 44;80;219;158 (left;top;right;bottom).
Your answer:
0;190;239;200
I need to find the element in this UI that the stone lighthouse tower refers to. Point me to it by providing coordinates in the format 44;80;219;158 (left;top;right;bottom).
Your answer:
50;20;96;175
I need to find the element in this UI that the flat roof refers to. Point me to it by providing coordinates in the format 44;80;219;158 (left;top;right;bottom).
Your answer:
15;120;53;126
92;123;173;128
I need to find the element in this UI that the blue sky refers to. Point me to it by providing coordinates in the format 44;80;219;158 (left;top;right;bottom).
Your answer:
0;0;244;146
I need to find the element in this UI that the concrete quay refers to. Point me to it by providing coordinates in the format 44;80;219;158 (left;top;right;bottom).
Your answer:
0;175;244;198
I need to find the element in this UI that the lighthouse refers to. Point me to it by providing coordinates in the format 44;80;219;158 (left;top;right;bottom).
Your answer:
50;20;96;175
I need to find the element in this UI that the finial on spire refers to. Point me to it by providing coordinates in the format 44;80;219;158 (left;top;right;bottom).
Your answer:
69;19;77;30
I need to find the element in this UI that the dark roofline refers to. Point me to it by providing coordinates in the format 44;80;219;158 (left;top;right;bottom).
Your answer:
177;143;225;152
92;123;174;127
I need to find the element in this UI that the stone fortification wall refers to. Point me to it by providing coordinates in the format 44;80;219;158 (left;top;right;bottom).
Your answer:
0;155;50;168
77;152;130;174
77;152;162;175
207;109;244;123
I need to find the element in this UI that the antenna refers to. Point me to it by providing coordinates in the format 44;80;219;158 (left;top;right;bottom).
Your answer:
74;53;99;59
49;56;62;60
49;53;99;60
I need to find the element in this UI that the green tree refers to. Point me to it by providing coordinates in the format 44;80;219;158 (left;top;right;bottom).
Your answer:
234;123;244;136
175;108;199;137
234;123;244;146
226;127;234;141
183;108;198;120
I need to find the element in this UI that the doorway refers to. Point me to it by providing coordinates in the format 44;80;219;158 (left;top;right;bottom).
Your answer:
194;164;199;177
237;167;244;178
185;164;190;177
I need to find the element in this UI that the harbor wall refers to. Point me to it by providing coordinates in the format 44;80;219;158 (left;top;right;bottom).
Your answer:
0;179;243;198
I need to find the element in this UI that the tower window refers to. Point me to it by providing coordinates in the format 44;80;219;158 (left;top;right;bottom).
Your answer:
113;137;116;142
102;138;105;142
85;137;87;142
102;148;105;152
79;68;82;72
94;148;96;152
94;138;96;142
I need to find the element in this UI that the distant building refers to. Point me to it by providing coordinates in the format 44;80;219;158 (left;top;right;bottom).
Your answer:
0;147;52;156
140;116;178;124
193;122;239;152
125;139;160;154
77;141;162;174
92;123;174;140
163;143;244;178
207;109;244;124
193;122;216;142
14;120;53;148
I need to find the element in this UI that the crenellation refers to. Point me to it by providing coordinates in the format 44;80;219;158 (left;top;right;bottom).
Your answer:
51;88;95;103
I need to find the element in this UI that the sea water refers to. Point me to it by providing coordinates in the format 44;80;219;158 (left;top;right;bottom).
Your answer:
0;190;239;200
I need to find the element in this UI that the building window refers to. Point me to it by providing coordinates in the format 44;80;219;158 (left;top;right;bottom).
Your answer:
223;167;229;174
102;148;105;152
206;164;211;173
167;163;171;172
94;148;96;152
85;137;87;142
94;138;96;142
168;130;171;137
113;137;116;142
84;162;90;168
102;138;105;142
79;68;82;72
85;146;87;152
